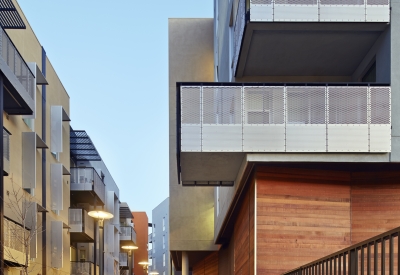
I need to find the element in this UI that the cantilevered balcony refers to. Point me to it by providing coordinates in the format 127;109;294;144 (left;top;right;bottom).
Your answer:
232;0;390;78
177;83;391;185
120;226;137;246
70;167;105;205
69;208;95;242
71;261;95;275
119;253;129;270
0;28;35;115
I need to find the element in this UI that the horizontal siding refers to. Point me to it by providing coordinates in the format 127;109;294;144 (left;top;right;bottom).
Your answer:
193;251;219;275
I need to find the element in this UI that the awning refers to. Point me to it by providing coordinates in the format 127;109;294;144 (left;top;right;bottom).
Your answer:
70;129;101;161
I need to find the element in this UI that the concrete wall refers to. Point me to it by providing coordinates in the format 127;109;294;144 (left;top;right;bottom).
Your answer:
152;197;170;274
169;18;218;253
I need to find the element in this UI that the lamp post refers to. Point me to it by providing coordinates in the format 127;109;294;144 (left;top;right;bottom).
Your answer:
122;245;138;275
138;261;150;275
88;210;114;275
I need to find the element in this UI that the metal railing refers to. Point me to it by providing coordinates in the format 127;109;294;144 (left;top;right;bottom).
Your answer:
283;227;400;275
69;208;95;238
70;167;106;204
179;83;391;153
71;261;95;275
119;252;128;267
3;129;9;174
4;218;30;256
0;28;35;100
120;226;137;244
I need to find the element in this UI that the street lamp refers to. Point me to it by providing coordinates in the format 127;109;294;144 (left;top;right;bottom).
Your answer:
122;245;138;275
149;271;159;275
88;210;113;275
138;261;150;274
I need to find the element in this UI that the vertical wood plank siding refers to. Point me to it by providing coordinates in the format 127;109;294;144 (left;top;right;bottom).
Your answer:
193;251;219;275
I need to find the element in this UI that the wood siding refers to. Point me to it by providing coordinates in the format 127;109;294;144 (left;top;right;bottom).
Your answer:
256;167;352;275
351;171;400;243
193;251;219;275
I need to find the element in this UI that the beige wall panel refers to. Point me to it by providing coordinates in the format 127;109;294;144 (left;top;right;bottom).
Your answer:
169;18;216;252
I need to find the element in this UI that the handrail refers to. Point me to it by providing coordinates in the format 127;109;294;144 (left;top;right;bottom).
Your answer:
282;226;400;275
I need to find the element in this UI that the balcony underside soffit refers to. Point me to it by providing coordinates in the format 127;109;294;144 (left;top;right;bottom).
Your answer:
236;23;388;78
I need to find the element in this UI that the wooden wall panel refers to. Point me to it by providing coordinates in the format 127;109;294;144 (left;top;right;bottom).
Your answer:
256;167;352;275
351;171;400;243
192;251;219;275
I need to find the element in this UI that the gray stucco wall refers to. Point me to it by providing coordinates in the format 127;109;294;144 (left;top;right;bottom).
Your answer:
151;198;170;274
168;18;219;252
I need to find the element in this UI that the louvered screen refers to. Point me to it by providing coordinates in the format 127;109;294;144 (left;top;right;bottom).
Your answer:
203;87;242;125
50;163;63;211
287;87;326;124
328;87;368;124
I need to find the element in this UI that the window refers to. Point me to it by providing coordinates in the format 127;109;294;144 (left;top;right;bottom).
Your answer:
163;235;165;249
163;217;165;231
153;240;155;253
163;253;165;267
153;224;156;237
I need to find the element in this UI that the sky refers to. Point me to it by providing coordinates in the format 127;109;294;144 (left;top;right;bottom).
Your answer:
16;0;213;221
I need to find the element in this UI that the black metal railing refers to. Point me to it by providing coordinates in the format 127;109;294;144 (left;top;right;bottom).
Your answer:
282;227;400;275
70;167;105;204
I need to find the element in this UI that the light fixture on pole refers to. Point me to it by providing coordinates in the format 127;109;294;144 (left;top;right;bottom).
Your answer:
122;245;138;275
138;261;150;274
88;210;113;275
149;271;159;275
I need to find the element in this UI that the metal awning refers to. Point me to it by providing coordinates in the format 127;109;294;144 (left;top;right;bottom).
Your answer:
70;129;101;161
0;0;26;29
120;202;134;219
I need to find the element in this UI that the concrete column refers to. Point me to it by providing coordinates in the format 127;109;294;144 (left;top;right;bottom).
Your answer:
182;251;189;275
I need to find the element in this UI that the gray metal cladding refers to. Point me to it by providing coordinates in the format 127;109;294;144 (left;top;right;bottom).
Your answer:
180;85;391;153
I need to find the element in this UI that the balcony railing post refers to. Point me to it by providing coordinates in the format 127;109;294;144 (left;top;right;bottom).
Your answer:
389;235;393;275
349;249;357;275
374;241;378;275
381;238;385;275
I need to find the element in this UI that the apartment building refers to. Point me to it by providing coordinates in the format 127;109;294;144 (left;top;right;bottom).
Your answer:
1;0;71;274
149;198;170;275
169;0;399;274
132;212;149;275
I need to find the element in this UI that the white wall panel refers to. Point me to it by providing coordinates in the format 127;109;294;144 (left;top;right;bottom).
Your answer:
24;201;37;258
286;125;326;151
50;163;63;211
250;4;273;21
51;221;63;268
327;125;369;152
370;125;391;152
366;6;390;21
22;132;36;189
181;126;201;151
202;125;242;151
51;106;63;153
106;191;114;216
319;6;365;21
274;6;319;21
243;125;285;151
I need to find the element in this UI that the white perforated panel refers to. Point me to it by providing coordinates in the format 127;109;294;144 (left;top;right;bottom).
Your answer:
181;125;201;151
287;87;326;124
366;6;390;22
3;129;9;174
370;125;391;152
51;221;63;268
50;163;63;211
181;86;201;124
274;6;319;21
234;0;246;74
51;106;63;153
69;208;83;232
250;4;274;21
319;6;366;21
370;87;390;124
22;132;36;189
286;125;326;151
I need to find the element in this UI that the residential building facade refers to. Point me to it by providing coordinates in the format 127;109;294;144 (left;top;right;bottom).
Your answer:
169;1;399;274
132;212;149;275
149;197;170;275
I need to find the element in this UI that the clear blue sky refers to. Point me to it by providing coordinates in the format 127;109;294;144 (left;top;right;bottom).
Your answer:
16;0;213;221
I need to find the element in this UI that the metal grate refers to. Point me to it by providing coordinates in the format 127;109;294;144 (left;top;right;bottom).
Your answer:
328;87;368;124
0;0;26;29
243;86;285;124
251;0;273;4
181;86;201;124
203;87;242;124
287;87;326;124
275;0;317;4
370;87;390;124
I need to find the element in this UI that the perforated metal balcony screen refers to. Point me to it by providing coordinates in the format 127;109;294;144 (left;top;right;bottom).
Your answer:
51;221;63;268
50;163;63;211
69;208;83;232
180;85;391;152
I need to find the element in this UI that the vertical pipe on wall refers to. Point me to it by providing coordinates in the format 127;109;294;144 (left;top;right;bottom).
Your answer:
0;74;5;275
41;46;47;275
182;251;189;275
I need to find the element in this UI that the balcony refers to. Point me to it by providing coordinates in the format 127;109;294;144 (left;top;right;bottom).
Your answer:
70;167;106;205
4;218;30;265
3;128;9;175
148;233;152;243
71;261;95;275
177;83;391;184
120;226;137;246
119;252;129;270
232;0;389;78
0;28;35;115
69;208;95;242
